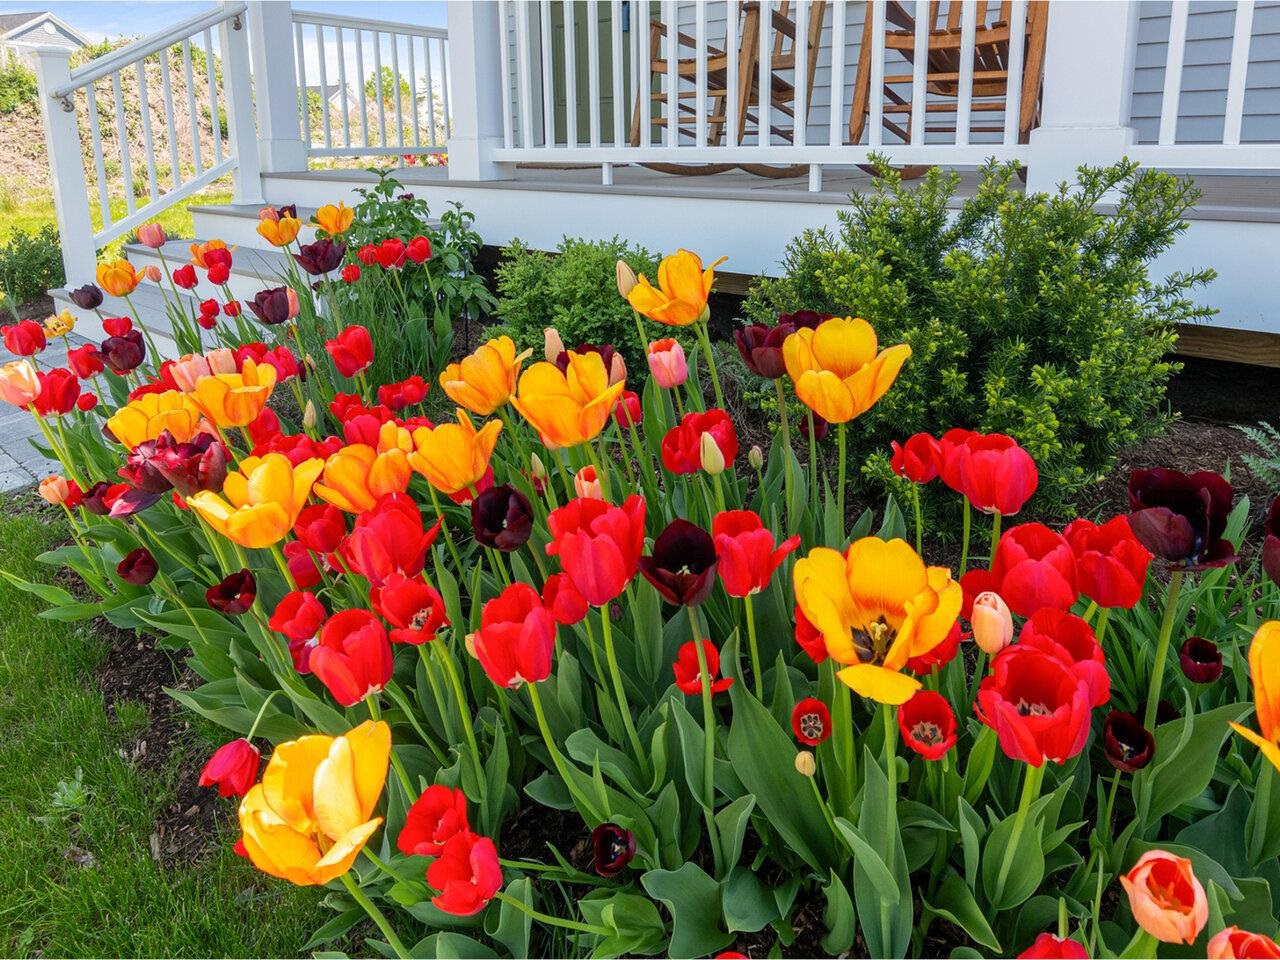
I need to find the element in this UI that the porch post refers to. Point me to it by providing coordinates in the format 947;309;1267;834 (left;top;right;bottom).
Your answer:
246;0;308;173
31;46;97;291
1023;1;1140;194
445;1;513;181
220;1;264;204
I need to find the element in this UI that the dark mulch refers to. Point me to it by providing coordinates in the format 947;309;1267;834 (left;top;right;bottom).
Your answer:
13;293;53;321
501;801;591;869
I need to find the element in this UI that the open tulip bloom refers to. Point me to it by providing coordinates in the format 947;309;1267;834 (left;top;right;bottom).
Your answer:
13;226;1280;960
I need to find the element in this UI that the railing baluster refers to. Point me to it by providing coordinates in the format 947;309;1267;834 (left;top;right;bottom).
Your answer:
1223;0;1254;146
111;71;136;215
203;28;222;164
159;47;181;188
540;0;555;146
565;0;578;147
638;0;650;148
373;31;388;147
829;0;845;147
868;0;885;146
423;34;439;147
355;29;369;149
759;0;771;147
1158;1;1188;146
135;60;159;200
336;25;352;148
954;0;976;145
516;4;534;148
587;0;600;148
407;33;421;148
317;24;333;149
610;0;623;147
84;82;112;227
438;35;452;140
182;40;203;174
500;0;515;150
295;20;312;153
793;0;806;147
727;0;739;147
909;0;928;145
1002;0;1027;146
695;0;708;146
664;0;677;146
391;30;405;149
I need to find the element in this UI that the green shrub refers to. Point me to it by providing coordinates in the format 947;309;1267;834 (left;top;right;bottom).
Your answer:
0;224;64;306
745;159;1214;515
494;236;662;371
0;61;37;114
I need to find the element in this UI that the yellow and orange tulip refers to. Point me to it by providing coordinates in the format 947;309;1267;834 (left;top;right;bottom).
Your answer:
312;202;354;236
314;422;414;513
188;453;323;549
1231;621;1280;772
793;537;960;704
105;390;206;450
439;335;532;416
782;316;911;424
625;249;727;326
510;350;625;448
191;357;278;428
257;210;303;247
0;358;40;407
95;259;146;298
238;720;389;886
409;408;502;496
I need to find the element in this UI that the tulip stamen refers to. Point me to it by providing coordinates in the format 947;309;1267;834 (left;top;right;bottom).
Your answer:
910;721;945;746
1014;698;1052;717
852;617;896;665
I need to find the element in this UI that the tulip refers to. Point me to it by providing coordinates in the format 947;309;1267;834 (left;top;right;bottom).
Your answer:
137;221;166;248
196;738;260;799
270;590;327;641
1063;515;1153;610
97;329;146;374
1103;710;1155;773
32;367;80;416
2;319;46;356
295;503;347;553
794;537;961;704
191;357;278;429
793;605;827;664
1229;621;1280;773
314;438;413;516
712;509;800;597
338;493;440;587
95;259;146;297
246;286;300;326
612;389;642;429
734;321;793;379
1019;608;1110;707
311;609;394;706
647;337;688;387
542;327;566;363
615;259;637;298
0;358;40;407
256;213;302;247
77;393;97;411
312;202;354;236
83;480;162;518
905;621;963;676
39;475;82;508
1128;467;1237;569
373;572;449;645
791;697;831;746
673;639;733;694
170;349;237;392
325;325;375;379
238;720;389;885
591;823;636;877
377;375;429;411
1180;636;1223;684
573;465;602;500
1017;933;1089;959
206;569;256;615
439;336;531;416
947;433;1038;516
189;454;324;549
783;316;911;424
69;283;103;309
898;689;957;760
45;309;75;338
406;235;431;263
294;238;347;275
67;343;104;379
891;433;941;484
341;263;360;283
398;785;470;856
970;591;1013;655
546;495;646;606
409;408;502;496
639;519;719;607
374;238;407;269
794;752;816;778
1208;927;1280;959
106;391;204;451
172;264;198;289
662;408;738;475
625;248;727;326
975;641;1095;766
427;831;502;916
542;573;588;626
962;523;1078;620
117;546;159;585
472;582;557;688
512;350;625;448
145;430;228;496
470;484;533;551
1121;850;1208;945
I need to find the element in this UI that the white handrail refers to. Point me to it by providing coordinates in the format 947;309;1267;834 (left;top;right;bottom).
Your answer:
291;10;446;42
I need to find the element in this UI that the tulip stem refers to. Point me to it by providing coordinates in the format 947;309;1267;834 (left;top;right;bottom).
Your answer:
806;409;819;517
685;605;724;878
339;871;411;960
1143;570;1184;733
245;690;283;741
911;485;924;555
433;639;482;775
774;379;794;529
744;594;764;701
989;511;1002;560
600;607;650;780
1095;608;1111;648
493;891;613;938
426;486;466;574
836;422;848;541
881;702;900;937
384;677;448;766
992;761;1045;907
366;697;416;798
268;542;298;592
959;499;972;577
526;680;605;824
694;320;726;411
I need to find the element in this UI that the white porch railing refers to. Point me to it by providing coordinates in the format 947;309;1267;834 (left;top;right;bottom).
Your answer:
290;9;451;158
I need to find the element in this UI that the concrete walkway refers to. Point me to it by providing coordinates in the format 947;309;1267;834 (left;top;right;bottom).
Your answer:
0;335;86;493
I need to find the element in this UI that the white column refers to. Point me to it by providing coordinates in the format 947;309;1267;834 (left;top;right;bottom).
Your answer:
246;0;307;173
31;46;97;292
1023;1;1140;194
221;2;265;203
446;0;513;180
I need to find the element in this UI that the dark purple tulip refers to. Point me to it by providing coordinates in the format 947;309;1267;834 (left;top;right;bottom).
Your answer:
638;519;718;606
206;569;256;615
470;484;533;552
276;203;298;219
778;310;836;331
152;431;228;496
591;823;636;877
1137;698;1182;728
555;343;620;379
69;284;104;310
734;322;793;379
1103;711;1155;773
800;413;829;442
117;547;158;586
1180;636;1223;684
1263;497;1280;587
245;286;295;326
1127;468;1237;569
293;238;347;276
82;481;162;518
96;330;145;374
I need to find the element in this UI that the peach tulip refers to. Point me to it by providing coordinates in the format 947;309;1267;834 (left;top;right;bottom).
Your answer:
1120;850;1208;945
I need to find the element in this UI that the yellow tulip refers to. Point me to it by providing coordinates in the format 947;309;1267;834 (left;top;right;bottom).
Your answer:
105;390;206;450
45;309;75;337
439;335;532;416
95;259;146;298
312;202;354;236
314;422;414;513
510;350;625;448
409;408;502;496
1231;621;1280;773
793;537;960;705
625;249;728;326
782;316;911;424
239;720;389;886
0;358;40;407
191;357;278;428
257;214;303;247
188;453;323;548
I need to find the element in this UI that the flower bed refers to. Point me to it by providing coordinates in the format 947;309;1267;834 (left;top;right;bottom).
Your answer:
1;208;1279;959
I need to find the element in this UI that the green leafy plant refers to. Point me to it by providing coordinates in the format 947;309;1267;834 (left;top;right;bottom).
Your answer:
745;158;1215;515
0;223;64;306
0;60;36;114
1238;421;1280;489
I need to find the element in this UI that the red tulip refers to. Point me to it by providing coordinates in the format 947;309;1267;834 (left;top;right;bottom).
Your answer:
284;540;323;589
1063;516;1152;609
356;243;378;265
545;495;646;606
712;509;800;598
67;343;104;379
937;427;978;493
103;316;133;337
338;493;440;587
906;621;963;675
542;572;588;625
428;831;502;916
295;503;347;553
962;523;1077;619
952;433;1038;515
406;235;432;263
172;264;198;289
1017;933;1089;959
32;367;80;416
898;689;957;760
341;263;361;283
612;389;642;428
377;375;429;411
373;572;448;644
890;433;941;484
672;640;733;695
117;547;158;585
270;590;326;640
311;609;394;706
661;409;738;475
76;393;98;411
1019;608;1109;708
374;238;407;269
794;605;827;664
198;738;260;798
398;784;470;857
473;582;557;688
791;697;831;746
2;319;46;355
325;325;375;378
1208;927;1280;959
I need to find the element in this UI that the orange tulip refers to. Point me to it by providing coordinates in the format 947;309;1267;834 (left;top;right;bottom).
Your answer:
1230;621;1280;773
782;316;911;424
190;239;234;269
106;390;206;450
1120;850;1208;945
238;720;389;886
1208;926;1280;959
409;408;502;496
439;335;532;416
188;453;323;549
625;249;727;326
315;421;414;513
510;350;625;448
95;259;146;298
191;357;278;428
312;202;354;236
0;358;40;407
257;208;302;247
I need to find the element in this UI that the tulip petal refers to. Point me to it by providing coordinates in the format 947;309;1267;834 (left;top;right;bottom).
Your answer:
836;663;921;705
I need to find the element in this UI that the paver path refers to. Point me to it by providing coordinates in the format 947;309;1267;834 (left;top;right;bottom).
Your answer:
0;335;87;493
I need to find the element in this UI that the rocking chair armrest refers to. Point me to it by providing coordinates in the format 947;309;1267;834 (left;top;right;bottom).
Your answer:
884;0;916;32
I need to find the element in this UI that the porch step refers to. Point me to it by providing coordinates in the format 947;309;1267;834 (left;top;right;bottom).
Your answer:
186;202;321;249
122;237;293;303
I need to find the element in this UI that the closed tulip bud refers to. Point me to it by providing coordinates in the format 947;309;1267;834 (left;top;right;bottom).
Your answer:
971;591;1013;655
303;399;317;429
616;259;637;298
748;445;764;470
137;222;167;248
795;751;816;777
543;326;566;364
573;465;602;500
143;265;162;283
530;452;547;481
464;631;478;659
700;431;726;475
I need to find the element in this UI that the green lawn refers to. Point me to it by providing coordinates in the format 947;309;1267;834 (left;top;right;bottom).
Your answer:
0;497;335;957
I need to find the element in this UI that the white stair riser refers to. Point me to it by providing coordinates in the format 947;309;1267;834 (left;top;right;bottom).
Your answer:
189;208;320;250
